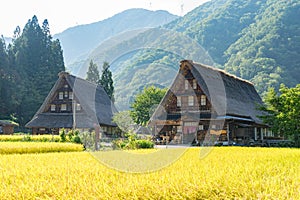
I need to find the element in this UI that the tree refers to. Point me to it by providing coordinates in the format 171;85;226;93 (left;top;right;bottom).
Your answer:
6;15;65;127
0;36;10;119
130;86;167;125
112;111;135;134
86;60;100;84
259;84;300;147
99;61;114;101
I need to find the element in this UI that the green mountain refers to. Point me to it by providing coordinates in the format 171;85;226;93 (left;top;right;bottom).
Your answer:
224;0;300;92
71;0;300;111
54;8;178;66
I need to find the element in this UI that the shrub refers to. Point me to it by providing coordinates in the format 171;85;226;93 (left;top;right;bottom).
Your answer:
59;128;66;142
79;131;96;150
112;132;154;150
136;140;154;149
72;130;81;144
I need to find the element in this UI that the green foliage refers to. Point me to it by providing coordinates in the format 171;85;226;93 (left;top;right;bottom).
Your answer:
259;84;300;147
112;111;135;133
99;62;114;102
59;129;82;144
130;86;167;125
0;15;65;127
112;131;154;150
224;0;300;94
59;128;66;142
69;129;81;144
101;0;299;109
79;131;96;151
136;139;154;149
86;60;100;84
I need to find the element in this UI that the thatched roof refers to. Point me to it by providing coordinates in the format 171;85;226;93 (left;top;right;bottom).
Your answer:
26;72;117;129
0;120;19;127
151;60;265;124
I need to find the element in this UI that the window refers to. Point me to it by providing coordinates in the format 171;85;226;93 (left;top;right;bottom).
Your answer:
177;96;181;107
177;126;182;133
211;125;216;129
50;104;56;111
64;84;68;88
61;104;67;111
76;103;81;111
188;96;194;106
69;92;73;99
199;125;204;130
185;80;189;90
193;79;197;89
64;91;68;98
200;95;206;106
184;122;198;126
59;92;63;99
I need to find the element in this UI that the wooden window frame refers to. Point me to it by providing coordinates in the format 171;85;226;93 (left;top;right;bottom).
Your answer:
61;104;67;111
193;79;197;89
50;104;56;112
185;80;189;90
59;92;63;100
188;96;194;106
177;96;181;107
69;92;73;99
200;95;206;106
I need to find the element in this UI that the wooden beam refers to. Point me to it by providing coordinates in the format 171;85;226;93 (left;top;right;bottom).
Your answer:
152;120;180;125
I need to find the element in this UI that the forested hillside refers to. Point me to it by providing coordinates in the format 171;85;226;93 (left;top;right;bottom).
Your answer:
82;0;299;110
54;8;178;67
224;0;300;92
0;16;65;126
167;0;300;93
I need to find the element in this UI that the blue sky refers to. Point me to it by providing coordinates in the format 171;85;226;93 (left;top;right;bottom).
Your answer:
1;0;209;37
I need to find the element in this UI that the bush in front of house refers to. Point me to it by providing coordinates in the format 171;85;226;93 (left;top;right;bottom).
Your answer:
112;132;154;150
136;139;154;149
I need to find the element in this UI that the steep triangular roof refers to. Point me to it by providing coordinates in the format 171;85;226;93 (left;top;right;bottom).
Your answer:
26;72;117;128
151;60;264;124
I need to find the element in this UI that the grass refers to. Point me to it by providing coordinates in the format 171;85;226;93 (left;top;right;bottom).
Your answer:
0;147;299;199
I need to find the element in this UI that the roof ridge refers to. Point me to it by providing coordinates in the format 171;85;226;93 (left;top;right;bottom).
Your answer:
59;71;100;88
186;60;254;85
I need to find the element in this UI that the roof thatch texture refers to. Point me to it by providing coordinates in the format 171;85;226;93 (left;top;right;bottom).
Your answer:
187;60;264;123
26;72;117;128
0;120;19;127
151;60;265;124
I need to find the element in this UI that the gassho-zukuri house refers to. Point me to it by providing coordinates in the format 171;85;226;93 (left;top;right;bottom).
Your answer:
149;60;273;146
26;72;118;135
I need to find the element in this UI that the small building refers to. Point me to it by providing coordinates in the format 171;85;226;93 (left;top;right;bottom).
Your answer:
0;120;19;134
26;72;118;135
149;60;271;146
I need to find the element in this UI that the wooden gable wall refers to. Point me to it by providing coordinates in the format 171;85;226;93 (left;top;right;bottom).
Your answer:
163;63;212;114
43;77;82;114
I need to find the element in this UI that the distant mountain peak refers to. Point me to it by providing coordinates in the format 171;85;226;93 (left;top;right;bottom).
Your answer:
54;8;178;65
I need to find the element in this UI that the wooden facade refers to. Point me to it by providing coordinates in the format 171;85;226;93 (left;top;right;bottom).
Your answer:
26;72;118;136
150;60;272;146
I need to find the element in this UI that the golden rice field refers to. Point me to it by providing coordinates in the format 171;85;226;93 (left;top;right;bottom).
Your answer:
0;134;61;142
0;147;299;199
0;142;83;154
